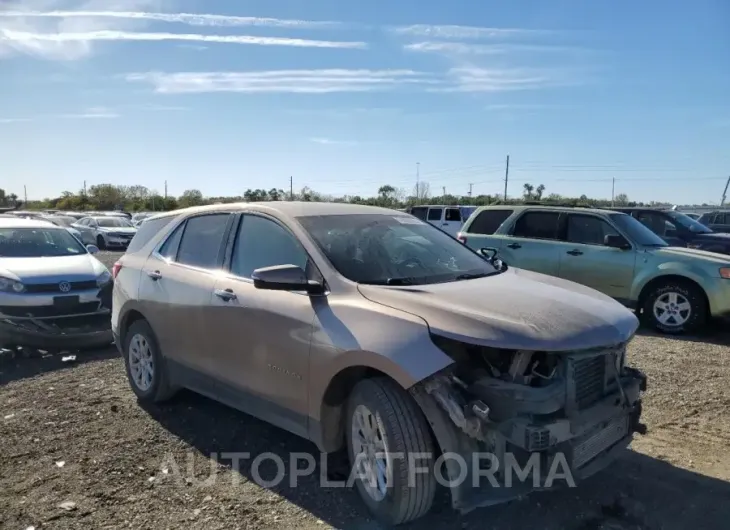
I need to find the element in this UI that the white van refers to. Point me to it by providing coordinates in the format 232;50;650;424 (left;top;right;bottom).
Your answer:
407;205;465;237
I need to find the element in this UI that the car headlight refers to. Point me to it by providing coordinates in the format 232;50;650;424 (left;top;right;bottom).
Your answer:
97;270;112;286
0;276;25;293
720;267;730;279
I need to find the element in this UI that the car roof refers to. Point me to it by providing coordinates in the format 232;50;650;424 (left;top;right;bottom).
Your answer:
145;201;405;223
473;204;615;215
0;217;59;229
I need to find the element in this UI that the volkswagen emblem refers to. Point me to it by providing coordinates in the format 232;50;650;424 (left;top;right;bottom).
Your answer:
58;281;72;293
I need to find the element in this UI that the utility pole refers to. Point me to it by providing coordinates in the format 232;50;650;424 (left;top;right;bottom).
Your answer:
416;162;420;205
611;177;616;207
442;186;446;201
290;176;293;201
24;185;27;203
468;183;473;197
503;155;510;201
721;176;730;207
83;181;87;195
164;180;168;199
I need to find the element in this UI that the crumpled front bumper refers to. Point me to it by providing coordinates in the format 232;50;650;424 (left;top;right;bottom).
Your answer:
410;365;647;513
0;311;113;351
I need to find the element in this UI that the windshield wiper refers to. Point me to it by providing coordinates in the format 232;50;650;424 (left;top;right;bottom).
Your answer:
385;277;418;285
453;272;492;281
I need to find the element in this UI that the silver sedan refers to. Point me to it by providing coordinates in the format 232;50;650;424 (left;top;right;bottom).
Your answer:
0;218;114;352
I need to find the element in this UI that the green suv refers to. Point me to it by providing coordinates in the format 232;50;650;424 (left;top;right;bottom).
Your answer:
458;205;730;334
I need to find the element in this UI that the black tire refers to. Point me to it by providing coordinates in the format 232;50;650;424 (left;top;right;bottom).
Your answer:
345;377;437;526
96;234;106;250
122;320;176;402
641;280;707;334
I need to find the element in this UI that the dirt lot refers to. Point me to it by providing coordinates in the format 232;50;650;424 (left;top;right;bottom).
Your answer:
1;251;729;529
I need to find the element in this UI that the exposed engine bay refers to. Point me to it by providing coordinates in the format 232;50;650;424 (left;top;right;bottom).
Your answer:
410;334;647;512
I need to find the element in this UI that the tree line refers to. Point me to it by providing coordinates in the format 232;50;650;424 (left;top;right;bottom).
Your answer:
0;182;649;212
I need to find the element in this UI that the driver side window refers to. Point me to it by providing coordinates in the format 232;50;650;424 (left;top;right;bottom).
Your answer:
231;215;308;279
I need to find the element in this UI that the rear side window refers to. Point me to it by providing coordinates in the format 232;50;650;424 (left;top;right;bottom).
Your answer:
445;208;461;222
566;215;619;245
468;209;513;235
176;214;231;269
410;207;428;220
513;211;561;240
127;216;175;254
427;208;443;221
158;222;184;259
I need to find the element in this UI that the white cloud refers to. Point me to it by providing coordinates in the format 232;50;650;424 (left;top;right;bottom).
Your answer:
404;41;581;55
0;107;120;122
392;24;550;40
126;69;438;94
0;10;341;29
310;137;358;145
1;29;367;52
437;67;576;92
0;118;32;124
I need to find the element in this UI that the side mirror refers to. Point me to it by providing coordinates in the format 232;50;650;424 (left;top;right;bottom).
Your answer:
479;247;508;271
86;244;99;254
604;234;631;249
252;264;325;295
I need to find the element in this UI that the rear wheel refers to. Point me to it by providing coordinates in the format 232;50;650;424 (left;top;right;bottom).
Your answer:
96;234;106;250
642;281;707;334
123;320;176;402
345;377;436;526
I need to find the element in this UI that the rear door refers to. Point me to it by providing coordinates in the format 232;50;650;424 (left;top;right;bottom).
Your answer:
558;214;636;301
499;210;563;275
461;208;514;250
138;212;234;375
441;207;463;236
426;207;443;230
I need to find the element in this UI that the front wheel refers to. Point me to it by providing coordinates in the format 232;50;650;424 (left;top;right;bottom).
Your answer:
96;234;107;250
345;377;437;526
642;281;707;334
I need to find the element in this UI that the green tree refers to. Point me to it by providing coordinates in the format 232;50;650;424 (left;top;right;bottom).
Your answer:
178;189;204;208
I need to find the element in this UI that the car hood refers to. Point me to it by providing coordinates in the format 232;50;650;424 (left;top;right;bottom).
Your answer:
651;246;730;264
0;254;107;283
357;268;639;351
97;227;136;234
693;232;730;242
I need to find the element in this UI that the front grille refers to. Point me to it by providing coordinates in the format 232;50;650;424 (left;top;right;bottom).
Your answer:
24;280;98;293
573;416;629;469
0;301;101;318
572;355;607;409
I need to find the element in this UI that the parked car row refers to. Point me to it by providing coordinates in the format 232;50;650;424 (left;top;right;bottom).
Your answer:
457;205;730;334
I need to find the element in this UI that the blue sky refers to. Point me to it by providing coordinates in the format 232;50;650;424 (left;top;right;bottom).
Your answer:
1;0;729;204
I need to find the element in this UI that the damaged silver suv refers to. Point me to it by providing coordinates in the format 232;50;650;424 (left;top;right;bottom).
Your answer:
112;202;647;526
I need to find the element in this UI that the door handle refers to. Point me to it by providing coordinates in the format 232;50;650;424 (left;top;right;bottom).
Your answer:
214;288;237;301
146;270;162;280
507;243;522;249
566;249;583;256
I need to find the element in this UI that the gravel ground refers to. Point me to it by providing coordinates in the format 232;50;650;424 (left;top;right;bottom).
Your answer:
1;251;729;529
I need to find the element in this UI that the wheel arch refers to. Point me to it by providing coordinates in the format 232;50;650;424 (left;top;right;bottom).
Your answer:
636;274;709;314
310;351;450;453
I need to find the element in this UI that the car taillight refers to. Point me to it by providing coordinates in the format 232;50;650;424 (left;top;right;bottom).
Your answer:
112;261;122;279
456;233;467;244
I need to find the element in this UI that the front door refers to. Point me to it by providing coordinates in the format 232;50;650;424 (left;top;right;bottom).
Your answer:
499;210;563;276
207;213;316;437
558;213;636;301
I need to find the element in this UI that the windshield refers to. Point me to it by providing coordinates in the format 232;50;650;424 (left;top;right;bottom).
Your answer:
665;211;713;233
95;217;133;228
0;227;88;257
609;213;668;247
298;213;498;285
